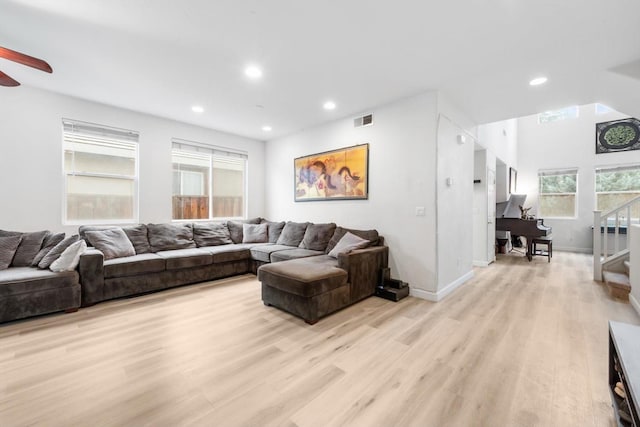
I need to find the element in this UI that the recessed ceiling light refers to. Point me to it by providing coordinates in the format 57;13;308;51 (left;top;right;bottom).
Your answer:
245;65;262;79
323;101;336;110
529;77;548;86
191;105;204;113
262;126;272;132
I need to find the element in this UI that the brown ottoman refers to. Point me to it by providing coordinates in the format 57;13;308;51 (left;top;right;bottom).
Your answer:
258;258;348;324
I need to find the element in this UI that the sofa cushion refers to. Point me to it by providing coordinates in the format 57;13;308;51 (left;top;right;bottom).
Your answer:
299;223;336;251
155;248;213;270
201;244;252;263
0;235;22;270
123;225;152;254
103;253;165;279
32;232;65;266
147;223;196;252
50;240;87;272
85;228;136;260
227;218;262;243
328;232;371;258
9;230;49;267
250;244;294;263
325;227;379;254
193;222;233;247
270;248;325;263
38;235;80;269
0;267;79;297
261;220;286;243
258;258;347;298
243;223;268;243
276;222;310;247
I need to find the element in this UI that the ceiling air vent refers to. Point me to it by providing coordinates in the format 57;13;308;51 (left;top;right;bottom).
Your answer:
354;114;373;127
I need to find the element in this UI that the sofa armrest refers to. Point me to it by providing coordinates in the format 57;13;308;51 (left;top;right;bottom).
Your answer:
78;248;105;306
338;245;389;303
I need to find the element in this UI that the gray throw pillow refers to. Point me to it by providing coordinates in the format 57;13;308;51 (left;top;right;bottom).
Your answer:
193;222;233;247
242;223;268;243
299;223;337;251
227;218;262;244
147;223;196;252
328;232;370;258
10;230;49;267
123;225;151;254
261;220;286;243
325;227;379;254
32;232;66;266
38;234;80;269
85;228;136;260
276;222;310;247
0;235;22;270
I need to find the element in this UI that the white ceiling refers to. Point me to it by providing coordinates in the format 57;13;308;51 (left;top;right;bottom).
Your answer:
1;0;640;141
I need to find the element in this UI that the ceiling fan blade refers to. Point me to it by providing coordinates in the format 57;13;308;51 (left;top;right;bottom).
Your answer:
0;46;52;73
0;71;20;87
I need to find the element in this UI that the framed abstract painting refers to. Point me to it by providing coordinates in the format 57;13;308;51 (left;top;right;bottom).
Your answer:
294;144;369;201
596;118;640;154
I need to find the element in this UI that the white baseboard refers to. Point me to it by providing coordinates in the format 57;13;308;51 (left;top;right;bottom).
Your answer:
631;293;640;318
410;270;474;302
554;246;592;254
472;260;490;267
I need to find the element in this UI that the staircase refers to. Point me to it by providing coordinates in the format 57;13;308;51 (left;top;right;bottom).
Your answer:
594;196;640;299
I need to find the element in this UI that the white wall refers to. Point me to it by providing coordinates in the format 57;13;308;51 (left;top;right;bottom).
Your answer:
477;119;518;202
630;225;640;316
0;86;265;235
265;92;439;296
435;94;476;296
517;104;635;252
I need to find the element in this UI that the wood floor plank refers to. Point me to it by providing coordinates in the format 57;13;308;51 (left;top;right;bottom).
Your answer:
0;253;638;426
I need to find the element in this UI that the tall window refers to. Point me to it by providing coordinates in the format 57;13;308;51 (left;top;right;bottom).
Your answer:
63;119;138;224
596;165;640;218
172;140;247;220
538;168;578;218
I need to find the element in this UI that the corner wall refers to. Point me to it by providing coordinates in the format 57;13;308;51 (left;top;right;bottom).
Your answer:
264;93;439;296
0;86;265;235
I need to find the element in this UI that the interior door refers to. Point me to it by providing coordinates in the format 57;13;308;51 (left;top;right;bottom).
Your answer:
487;168;496;263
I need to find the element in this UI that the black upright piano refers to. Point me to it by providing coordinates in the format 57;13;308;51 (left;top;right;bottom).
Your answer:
496;194;552;261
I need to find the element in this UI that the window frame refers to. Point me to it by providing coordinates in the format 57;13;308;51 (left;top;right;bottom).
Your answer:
62;119;139;226
537;168;579;219
595;164;640;218
171;139;248;221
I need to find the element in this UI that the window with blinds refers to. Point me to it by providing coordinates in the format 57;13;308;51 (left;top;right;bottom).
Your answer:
538;168;578;218
596;164;640;218
63;119;139;224
171;139;247;220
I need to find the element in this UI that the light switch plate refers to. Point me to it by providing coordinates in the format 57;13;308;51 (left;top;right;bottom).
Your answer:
415;207;426;216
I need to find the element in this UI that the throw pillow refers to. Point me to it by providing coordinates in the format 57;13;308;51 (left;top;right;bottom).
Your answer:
38;234;80;269
10;230;49;267
0;235;22;270
299;223;336;251
275;222;310;247
49;240;87;272
31;232;65;266
261;220;286;243
242;223;268;243
85;228;136;260
123;225;151;254
325;227;379;254
227;218;262;244
328;232;370;258
147;223;196;252
193;222;233;247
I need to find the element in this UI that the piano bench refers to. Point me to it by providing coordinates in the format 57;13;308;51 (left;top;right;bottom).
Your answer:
532;236;552;262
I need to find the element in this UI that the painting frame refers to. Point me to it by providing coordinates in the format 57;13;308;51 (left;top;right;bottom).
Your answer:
596;118;640;154
294;143;369;202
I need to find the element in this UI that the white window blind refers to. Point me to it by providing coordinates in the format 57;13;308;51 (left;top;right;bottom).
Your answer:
171;139;247;220
63;118;139;224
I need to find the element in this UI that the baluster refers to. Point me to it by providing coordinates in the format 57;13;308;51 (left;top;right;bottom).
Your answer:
594;210;602;281
603;214;609;260
627;206;632;250
615;211;620;254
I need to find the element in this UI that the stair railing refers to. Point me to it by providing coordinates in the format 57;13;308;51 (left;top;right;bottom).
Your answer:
594;194;640;280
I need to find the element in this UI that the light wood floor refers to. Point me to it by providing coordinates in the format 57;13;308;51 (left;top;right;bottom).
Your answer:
1;252;639;427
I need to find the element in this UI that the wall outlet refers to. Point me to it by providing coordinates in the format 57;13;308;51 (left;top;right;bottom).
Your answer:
415;207;426;216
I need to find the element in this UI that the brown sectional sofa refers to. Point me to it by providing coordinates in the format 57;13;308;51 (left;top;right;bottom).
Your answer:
77;219;388;323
